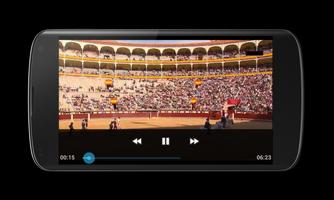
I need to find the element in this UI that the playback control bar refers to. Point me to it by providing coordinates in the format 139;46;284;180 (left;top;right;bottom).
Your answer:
132;137;199;145
59;129;273;165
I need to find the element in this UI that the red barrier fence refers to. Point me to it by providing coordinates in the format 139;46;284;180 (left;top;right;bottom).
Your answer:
59;111;271;120
90;112;154;118
59;114;71;120
158;112;209;118
235;113;271;120
73;113;88;119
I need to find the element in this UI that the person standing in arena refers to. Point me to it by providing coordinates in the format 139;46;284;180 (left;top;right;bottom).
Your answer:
85;118;89;128
221;110;227;128
109;120;114;132
204;118;211;134
117;117;121;129
113;118;117;130
81;119;86;133
69;122;74;134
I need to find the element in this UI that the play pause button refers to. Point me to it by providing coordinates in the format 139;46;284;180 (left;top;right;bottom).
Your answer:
190;138;199;145
162;137;170;145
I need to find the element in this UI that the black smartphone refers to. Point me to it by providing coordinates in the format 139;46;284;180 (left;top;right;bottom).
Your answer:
28;29;303;171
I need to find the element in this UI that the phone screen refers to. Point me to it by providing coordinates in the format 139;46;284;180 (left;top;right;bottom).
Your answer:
58;39;273;165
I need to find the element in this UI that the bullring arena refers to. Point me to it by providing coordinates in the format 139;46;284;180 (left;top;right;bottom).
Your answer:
58;39;272;130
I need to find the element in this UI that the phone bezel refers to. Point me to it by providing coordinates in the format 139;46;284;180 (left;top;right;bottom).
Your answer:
28;29;303;171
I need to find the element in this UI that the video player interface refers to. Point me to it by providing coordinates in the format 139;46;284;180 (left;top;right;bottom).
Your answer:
58;39;273;165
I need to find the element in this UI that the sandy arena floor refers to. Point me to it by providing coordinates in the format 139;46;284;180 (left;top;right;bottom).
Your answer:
59;117;272;130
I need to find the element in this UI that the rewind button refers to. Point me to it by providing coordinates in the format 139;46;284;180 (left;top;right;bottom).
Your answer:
132;138;142;145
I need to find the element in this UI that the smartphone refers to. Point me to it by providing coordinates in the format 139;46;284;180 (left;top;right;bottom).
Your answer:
28;29;303;171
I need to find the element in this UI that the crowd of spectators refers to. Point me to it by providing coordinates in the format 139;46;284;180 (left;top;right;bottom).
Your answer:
59;73;272;114
60;65;272;76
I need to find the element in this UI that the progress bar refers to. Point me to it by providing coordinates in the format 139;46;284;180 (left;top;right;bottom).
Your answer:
82;152;181;164
96;157;181;160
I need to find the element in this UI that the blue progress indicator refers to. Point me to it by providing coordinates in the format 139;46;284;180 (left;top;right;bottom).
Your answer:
82;152;95;164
